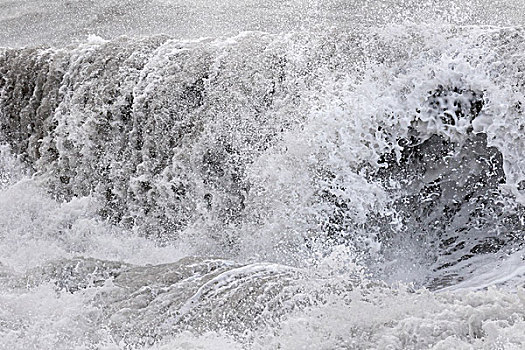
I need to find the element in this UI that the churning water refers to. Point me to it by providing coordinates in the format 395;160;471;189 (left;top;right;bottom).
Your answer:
1;1;525;349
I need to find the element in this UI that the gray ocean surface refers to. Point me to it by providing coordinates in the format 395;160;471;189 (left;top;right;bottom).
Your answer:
1;0;525;47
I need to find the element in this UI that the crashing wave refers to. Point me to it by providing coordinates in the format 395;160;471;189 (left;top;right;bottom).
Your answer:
1;23;525;349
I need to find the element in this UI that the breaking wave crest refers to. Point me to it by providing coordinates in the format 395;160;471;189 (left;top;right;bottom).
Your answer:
1;24;525;349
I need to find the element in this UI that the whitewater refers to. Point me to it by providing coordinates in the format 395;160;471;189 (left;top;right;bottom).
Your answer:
1;0;525;349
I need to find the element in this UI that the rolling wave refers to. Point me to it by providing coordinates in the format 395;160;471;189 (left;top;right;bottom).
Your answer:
1;23;525;349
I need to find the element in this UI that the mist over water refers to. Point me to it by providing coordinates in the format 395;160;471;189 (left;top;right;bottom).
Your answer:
1;0;525;48
1;1;525;349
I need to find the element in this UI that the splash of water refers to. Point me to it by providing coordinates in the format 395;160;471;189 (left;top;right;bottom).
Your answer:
1;6;525;350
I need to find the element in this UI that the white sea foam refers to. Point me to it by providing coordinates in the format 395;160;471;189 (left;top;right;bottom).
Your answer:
0;13;525;350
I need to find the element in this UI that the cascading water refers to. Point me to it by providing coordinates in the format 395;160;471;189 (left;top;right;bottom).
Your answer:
1;1;525;349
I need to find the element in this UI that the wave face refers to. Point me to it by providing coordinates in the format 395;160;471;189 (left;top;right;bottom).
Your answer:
1;24;525;349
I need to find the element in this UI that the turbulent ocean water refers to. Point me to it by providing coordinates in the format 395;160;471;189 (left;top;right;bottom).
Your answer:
1;1;525;349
